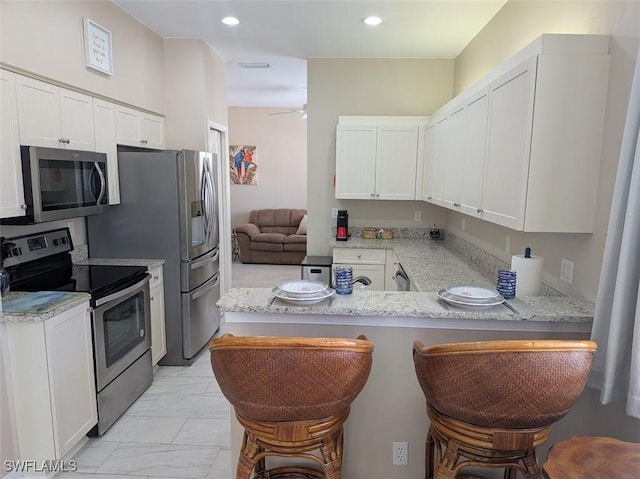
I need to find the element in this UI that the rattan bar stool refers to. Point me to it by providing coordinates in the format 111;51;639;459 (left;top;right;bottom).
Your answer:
412;339;597;479
210;334;374;479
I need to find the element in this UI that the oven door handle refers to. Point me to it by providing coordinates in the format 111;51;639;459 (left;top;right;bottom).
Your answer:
94;274;150;307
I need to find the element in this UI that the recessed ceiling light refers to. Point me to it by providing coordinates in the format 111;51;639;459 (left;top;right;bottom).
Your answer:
362;16;383;26
221;16;239;26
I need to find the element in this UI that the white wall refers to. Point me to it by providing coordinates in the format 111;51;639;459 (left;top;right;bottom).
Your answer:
163;38;228;151
228;107;307;226
306;58;455;256
0;0;165;113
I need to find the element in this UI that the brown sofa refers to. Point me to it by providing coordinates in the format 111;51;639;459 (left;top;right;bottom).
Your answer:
235;209;307;264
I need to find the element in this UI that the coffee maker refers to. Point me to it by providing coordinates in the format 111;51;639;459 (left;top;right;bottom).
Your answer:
336;210;348;241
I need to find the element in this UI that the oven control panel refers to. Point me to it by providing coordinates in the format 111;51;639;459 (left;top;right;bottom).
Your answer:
2;227;73;268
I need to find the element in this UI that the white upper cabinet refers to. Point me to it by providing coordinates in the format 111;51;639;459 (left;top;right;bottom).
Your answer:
0;69;26;218
93;98;120;204
336;117;427;200
422;34;610;233
116;104;165;149
16;75;95;150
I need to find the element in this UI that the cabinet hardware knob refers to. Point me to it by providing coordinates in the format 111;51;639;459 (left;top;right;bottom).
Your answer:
150;296;154;301
427;196;432;200
20;204;28;210
153;275;159;280
453;202;460;207
58;138;69;144
141;139;148;144
370;193;375;197
477;208;483;213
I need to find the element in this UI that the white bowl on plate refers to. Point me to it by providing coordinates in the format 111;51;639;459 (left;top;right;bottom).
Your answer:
277;280;329;298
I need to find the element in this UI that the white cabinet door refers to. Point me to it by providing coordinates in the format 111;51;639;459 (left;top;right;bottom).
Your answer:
440;106;465;210
93;98;120;204
16;75;62;148
59;87;96;150
141;113;165;149
149;265;166;366
459;87;489;217
429;116;448;207
0;69;26;218
7;301;97;461
335;125;377;199
420;123;437;202
16;75;95;150
376;125;419;200
116;105;165;149
45;304;98;458
482;57;537;230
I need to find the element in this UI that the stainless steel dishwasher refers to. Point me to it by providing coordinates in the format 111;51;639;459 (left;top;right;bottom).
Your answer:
393;263;410;291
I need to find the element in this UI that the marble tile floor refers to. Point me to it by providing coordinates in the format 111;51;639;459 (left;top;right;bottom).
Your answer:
58;348;232;479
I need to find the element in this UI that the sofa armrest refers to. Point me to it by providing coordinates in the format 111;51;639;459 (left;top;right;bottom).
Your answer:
236;223;261;238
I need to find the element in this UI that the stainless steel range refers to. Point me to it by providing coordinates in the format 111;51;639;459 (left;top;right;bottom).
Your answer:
1;227;152;435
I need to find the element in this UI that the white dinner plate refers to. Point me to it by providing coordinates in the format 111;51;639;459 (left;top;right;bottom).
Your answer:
437;289;505;311
277;280;329;298
445;285;500;301
272;286;335;305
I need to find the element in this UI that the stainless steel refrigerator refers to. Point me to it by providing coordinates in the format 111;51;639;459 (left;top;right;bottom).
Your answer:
87;149;220;365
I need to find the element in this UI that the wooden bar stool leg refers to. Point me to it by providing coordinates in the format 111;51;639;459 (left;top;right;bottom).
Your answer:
434;440;460;479
426;426;435;479
236;431;259;479
321;431;343;479
522;451;542;479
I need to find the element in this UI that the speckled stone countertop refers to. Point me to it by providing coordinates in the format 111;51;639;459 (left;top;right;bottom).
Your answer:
0;291;90;323
74;257;165;268
219;238;594;325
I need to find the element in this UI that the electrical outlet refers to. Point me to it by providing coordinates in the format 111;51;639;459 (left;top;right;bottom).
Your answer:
561;258;574;284
505;236;511;254
414;211;422;222
393;441;408;465
331;208;338;219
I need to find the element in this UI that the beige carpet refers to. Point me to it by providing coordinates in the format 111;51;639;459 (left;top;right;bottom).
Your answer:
232;262;301;288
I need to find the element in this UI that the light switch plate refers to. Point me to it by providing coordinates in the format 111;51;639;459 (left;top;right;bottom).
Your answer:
331;208;338;219
561;258;574;284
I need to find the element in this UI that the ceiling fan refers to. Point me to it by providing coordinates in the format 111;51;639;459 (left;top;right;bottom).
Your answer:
268;104;307;119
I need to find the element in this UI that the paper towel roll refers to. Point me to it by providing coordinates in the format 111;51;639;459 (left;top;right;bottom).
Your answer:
511;254;544;296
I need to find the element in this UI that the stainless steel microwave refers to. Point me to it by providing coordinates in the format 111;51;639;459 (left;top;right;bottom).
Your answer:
2;146;109;224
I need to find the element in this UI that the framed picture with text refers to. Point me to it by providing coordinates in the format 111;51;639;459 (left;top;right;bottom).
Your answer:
84;18;113;76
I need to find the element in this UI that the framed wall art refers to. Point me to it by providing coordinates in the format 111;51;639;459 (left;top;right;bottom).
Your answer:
84;18;113;76
230;145;258;185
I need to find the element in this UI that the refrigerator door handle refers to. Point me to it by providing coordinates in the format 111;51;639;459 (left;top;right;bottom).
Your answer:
200;166;210;244
206;162;218;247
190;248;219;270
191;272;219;300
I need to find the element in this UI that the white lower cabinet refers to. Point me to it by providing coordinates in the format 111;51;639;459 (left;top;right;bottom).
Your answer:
332;248;386;291
149;265;167;366
6;301;97;460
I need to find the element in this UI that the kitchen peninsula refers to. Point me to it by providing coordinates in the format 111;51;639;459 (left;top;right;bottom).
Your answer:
218;234;594;479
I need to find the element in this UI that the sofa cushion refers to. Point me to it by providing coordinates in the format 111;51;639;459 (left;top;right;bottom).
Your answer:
251;240;284;252
284;242;306;252
252;232;287;244
296;215;308;235
284;234;306;244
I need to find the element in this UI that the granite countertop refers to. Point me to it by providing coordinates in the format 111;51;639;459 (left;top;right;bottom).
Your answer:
0;291;90;323
74;257;165;268
219;238;594;324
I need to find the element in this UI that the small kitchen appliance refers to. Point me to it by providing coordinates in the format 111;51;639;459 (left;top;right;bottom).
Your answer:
336;210;348;241
301;255;332;286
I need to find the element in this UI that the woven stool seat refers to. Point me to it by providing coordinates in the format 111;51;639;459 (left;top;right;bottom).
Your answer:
210;334;373;479
543;435;640;478
413;339;596;479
